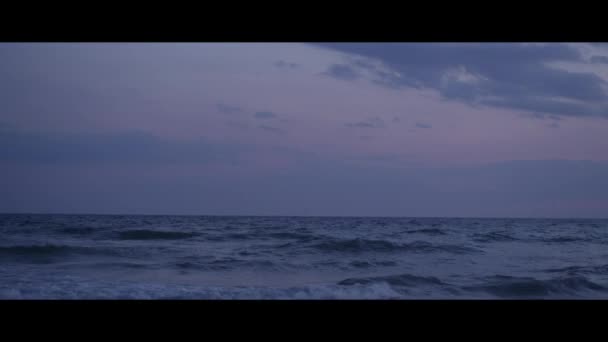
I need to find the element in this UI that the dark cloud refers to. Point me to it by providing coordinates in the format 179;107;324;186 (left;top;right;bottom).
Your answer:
415;122;432;129
521;113;563;121
274;60;298;69
346;117;385;129
481;96;604;118
590;55;608;64
0;128;246;165
258;125;284;134
316;43;608;118
322;64;360;81
254;111;277;119
217;103;243;114
392;117;401;123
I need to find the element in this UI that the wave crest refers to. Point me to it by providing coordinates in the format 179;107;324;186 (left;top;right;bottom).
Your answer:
116;230;199;240
465;275;606;298
308;238;480;254
338;273;444;287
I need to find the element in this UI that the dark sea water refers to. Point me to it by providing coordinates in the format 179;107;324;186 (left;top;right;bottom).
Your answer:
1;214;608;299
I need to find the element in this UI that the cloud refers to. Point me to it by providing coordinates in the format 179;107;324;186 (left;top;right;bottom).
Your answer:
254;111;278;119
392;117;401;123
346;117;385;128
321;64;360;81
274;60;298;69
258;125;284;134
547;122;560;128
359;135;373;141
590;55;608;64
316;43;608;118
415;122;432;129
481;96;605;118
0;128;246;165
521;112;564;121
217;103;243;114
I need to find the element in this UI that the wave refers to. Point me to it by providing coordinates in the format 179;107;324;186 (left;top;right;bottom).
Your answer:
544;264;608;275
463;275;606;298
0;281;404;300
543;236;588;243
203;232;253;241
264;232;318;240
306;238;481;254
59;227;100;235
174;258;398;272
0;244;95;255
90;262;152;269
471;233;591;244
174;258;288;272
0;244;104;262
202;231;319;243
472;231;518;243
338;273;444;287
405;228;447;236
116;230;199;240
577;223;600;228
348;260;398;268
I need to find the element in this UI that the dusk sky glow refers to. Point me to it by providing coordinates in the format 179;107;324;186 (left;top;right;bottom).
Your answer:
2;43;608;217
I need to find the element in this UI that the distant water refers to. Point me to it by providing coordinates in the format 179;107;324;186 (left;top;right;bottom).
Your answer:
1;214;608;299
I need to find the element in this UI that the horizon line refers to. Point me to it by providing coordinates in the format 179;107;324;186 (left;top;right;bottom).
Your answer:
1;211;606;220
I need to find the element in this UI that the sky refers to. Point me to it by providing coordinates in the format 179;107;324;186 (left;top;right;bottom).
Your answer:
1;42;608;218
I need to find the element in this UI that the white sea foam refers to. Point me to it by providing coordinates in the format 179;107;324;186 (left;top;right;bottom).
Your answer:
0;276;405;299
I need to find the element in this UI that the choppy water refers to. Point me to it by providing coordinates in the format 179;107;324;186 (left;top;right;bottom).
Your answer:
1;214;608;299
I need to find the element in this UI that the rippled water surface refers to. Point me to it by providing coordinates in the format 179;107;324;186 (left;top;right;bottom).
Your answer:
1;214;607;299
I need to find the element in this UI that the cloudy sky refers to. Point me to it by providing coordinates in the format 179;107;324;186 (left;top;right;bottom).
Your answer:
1;43;608;217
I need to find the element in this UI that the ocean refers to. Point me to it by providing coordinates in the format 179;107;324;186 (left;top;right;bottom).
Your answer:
1;214;607;299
